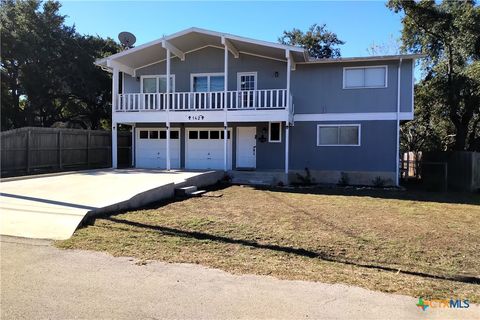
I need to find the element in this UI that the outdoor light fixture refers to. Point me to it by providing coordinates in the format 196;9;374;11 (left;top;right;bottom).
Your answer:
274;71;279;78
258;127;267;143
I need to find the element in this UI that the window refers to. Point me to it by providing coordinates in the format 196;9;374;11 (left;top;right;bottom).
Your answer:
141;75;175;93
170;131;179;139
189;131;198;139
149;130;159;139
210;130;220;139
199;131;209;139
220;131;231;139
159;131;167;139
191;74;225;92
343;66;387;89
139;130;148;139
317;125;360;146
269;122;281;143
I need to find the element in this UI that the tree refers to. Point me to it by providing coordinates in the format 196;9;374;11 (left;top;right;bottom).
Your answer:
279;24;345;59
366;34;401;56
0;0;120;130
388;0;480;151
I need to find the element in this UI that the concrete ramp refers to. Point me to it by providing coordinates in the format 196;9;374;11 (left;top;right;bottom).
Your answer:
0;169;223;240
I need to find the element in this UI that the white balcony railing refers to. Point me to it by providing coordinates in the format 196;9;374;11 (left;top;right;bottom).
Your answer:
116;89;289;112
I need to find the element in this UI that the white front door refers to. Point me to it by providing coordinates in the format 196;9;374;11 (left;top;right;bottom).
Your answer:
136;128;180;169
185;128;232;170
236;127;256;169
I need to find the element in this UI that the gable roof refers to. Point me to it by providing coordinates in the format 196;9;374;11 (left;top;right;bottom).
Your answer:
96;27;425;73
97;27;308;72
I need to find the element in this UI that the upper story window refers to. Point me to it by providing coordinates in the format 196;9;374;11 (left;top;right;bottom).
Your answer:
343;66;387;89
141;75;175;93
191;73;224;92
317;124;360;146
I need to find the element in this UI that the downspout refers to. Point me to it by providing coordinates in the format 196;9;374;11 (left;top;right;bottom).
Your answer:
396;58;403;187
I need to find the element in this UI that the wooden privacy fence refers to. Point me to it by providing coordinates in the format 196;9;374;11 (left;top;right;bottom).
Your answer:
402;151;480;192
1;127;131;177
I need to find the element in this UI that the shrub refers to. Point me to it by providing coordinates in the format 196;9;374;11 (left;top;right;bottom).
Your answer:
222;173;232;182
372;176;387;188
295;167;315;185
338;172;350;186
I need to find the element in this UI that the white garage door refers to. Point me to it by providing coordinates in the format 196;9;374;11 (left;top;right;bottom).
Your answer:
186;128;232;170
136;128;180;169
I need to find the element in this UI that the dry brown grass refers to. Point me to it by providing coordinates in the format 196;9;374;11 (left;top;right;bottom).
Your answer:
57;185;480;302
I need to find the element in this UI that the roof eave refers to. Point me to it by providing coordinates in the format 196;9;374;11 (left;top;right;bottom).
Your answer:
297;54;427;65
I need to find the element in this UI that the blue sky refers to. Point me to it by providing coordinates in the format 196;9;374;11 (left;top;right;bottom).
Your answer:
59;1;403;58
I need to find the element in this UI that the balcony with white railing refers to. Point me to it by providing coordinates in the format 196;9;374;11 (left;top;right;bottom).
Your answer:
116;89;290;112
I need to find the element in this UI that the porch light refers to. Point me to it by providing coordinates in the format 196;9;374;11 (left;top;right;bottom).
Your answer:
274;71;279;78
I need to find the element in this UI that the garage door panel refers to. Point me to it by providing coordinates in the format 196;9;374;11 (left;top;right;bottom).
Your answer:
186;128;232;170
136;129;180;169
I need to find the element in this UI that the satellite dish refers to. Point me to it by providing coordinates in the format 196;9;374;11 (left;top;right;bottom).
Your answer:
118;31;136;49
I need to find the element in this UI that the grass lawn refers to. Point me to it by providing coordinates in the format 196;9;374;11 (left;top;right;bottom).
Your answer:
57;184;480;302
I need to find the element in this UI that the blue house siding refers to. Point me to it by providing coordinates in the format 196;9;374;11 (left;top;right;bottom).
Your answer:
291;60;413;114
124;49;414;117
134;120;395;177
289;121;397;173
124;46;287;93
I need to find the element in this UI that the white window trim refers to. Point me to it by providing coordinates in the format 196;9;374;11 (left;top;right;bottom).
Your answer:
268;121;282;143
140;74;176;93
237;72;258;91
190;73;225;92
342;65;388;89
316;124;361;147
138;128;180;140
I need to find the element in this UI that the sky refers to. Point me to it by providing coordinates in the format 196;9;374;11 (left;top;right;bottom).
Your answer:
58;1;404;58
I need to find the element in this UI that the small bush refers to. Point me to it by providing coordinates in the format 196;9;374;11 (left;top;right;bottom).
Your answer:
338;172;350;186
222;173;232;182
372;176;386;188
295;167;315;185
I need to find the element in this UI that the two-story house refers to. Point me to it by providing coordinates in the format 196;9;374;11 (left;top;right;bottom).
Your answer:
96;28;421;186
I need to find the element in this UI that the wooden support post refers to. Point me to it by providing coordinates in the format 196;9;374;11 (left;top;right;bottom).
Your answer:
26;129;31;174
86;131;90;168
166;49;171;171
112;66;119;169
58;131;63;169
223;39;229;172
112;122;118;168
131;125;135;167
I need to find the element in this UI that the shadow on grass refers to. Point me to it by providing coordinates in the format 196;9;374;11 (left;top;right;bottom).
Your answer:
104;215;480;285
250;184;480;206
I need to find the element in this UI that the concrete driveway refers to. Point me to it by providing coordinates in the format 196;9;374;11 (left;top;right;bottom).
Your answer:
0;169;220;240
1;236;478;320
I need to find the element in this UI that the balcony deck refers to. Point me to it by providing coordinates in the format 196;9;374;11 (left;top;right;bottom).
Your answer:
116;89;290;112
113;89;293;124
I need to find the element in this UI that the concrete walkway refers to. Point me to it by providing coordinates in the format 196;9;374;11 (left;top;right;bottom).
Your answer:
0;169;221;240
1;236;478;320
